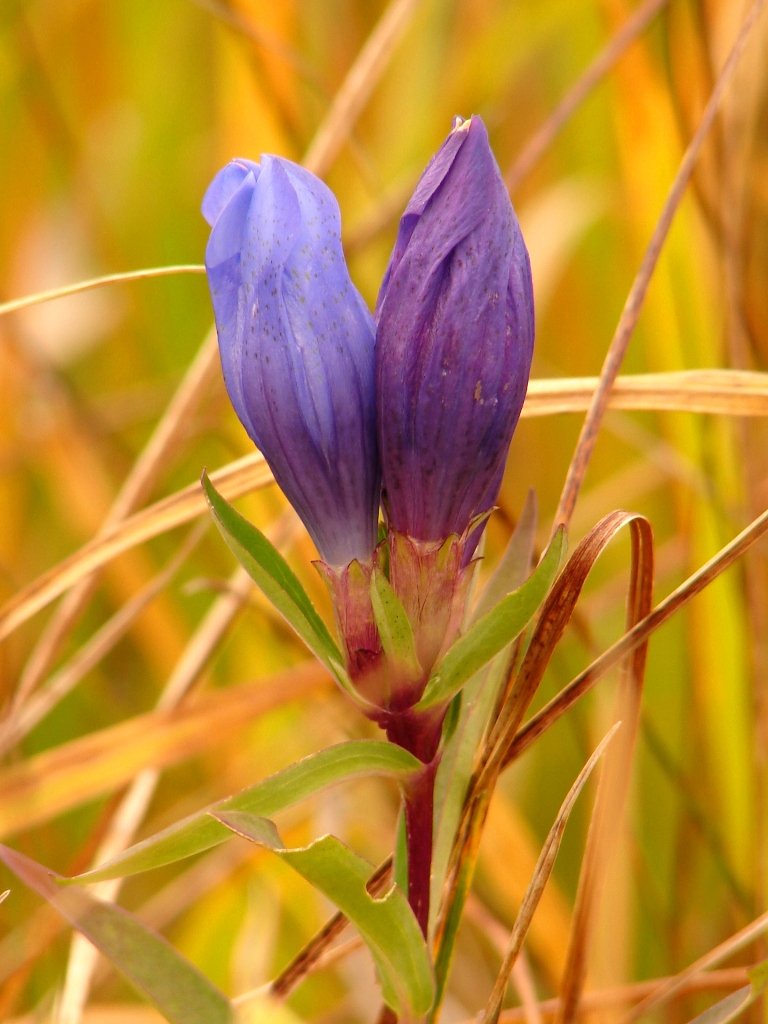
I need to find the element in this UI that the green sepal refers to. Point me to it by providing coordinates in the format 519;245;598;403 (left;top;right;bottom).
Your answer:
370;567;422;678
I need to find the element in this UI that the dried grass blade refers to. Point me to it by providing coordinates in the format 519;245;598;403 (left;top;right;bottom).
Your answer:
481;725;620;1024
12;326;221;706
463;910;543;1024
8;367;765;650
556;513;655;1024
554;0;768;531
0;525;206;756
431;513;652;1018
522;371;768;418
478;513;653;790
507;505;768;764
302;0;424;177
458;969;752;1024
0;266;206;318
615;911;768;1024
504;0;668;193
0;661;329;839
557;592;652;1021
0;451;273;643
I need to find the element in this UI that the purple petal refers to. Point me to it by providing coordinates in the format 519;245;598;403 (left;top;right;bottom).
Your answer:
204;155;379;567
201;158;260;226
375;116;534;543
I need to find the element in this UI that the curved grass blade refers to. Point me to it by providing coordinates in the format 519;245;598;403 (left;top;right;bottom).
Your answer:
430;512;653;1019
417;527;566;710
0;846;233;1024
214;810;434;1017
63;741;420;885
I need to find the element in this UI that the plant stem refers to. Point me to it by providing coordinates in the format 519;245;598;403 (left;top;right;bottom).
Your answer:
404;758;438;937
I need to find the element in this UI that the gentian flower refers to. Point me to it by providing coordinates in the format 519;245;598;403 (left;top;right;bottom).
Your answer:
203;155;380;567
375;115;535;545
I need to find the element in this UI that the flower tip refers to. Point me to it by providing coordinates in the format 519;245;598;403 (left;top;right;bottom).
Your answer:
451;114;472;133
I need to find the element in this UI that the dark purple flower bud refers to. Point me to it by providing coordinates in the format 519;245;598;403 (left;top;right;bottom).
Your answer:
203;156;380;567
375;116;535;543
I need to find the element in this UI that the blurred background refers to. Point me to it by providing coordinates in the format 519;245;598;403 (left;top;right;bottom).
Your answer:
1;0;768;1021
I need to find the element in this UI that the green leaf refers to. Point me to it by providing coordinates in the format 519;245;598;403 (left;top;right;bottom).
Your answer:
370;568;421;677
471;488;538;624
429;651;511;936
417;526;566;710
394;805;409;896
430;495;542;932
64;741;421;885
0;845;232;1024
201;473;356;697
214;810;434;1017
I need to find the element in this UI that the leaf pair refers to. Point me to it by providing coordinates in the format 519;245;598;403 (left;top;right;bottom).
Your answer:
0;809;434;1022
0;740;432;1022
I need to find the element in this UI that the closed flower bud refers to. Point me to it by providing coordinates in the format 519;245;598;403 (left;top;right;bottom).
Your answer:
203;155;380;567
375;116;535;544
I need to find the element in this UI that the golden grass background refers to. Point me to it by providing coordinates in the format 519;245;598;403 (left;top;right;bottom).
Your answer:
1;0;768;1020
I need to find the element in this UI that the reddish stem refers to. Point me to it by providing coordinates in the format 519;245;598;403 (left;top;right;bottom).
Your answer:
403;758;438;937
383;707;444;937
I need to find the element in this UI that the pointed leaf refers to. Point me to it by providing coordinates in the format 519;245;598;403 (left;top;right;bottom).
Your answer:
0;846;232;1024
214;811;434;1017
471;489;538;624
370;568;422;677
202;473;356;697
417;527;566;710
64;741;420;885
